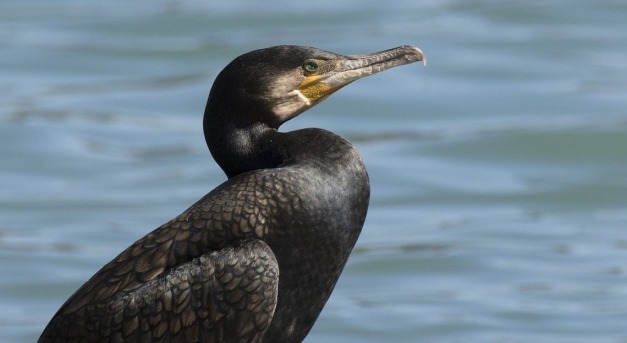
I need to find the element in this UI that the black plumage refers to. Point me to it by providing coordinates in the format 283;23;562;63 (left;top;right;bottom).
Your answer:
39;45;424;343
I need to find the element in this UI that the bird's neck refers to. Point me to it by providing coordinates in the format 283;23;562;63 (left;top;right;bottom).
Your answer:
203;108;285;178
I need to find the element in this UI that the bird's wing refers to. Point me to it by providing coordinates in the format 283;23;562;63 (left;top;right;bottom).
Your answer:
39;239;279;342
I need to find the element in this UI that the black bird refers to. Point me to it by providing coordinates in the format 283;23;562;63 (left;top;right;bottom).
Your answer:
39;45;425;343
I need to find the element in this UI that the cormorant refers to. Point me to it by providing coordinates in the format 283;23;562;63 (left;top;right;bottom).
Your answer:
39;45;425;343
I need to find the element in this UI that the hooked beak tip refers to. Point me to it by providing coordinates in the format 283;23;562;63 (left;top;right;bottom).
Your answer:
404;45;426;66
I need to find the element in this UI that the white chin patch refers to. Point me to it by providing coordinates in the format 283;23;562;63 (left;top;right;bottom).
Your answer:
272;89;311;122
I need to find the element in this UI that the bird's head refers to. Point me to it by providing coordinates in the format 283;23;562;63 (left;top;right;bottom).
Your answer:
203;45;425;178
205;45;425;128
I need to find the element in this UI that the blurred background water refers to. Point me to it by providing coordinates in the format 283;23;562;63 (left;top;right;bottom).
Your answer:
2;0;627;342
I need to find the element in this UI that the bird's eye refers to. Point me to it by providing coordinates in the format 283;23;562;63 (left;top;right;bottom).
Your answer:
303;60;319;73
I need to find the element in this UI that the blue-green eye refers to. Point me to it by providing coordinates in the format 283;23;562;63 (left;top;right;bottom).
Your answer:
303;60;319;73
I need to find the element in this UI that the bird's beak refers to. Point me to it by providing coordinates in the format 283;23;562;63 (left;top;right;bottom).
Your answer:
297;45;425;104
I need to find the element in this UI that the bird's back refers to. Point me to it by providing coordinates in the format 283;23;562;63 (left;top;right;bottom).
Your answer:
40;129;369;343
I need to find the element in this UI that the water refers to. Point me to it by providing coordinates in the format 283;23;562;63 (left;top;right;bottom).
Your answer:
2;1;627;342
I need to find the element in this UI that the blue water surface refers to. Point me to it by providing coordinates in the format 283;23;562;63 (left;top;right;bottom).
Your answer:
1;1;627;342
